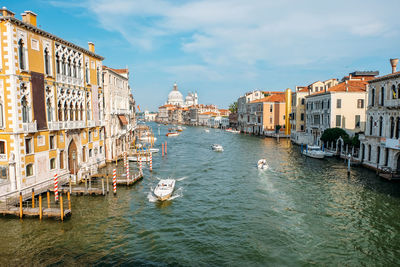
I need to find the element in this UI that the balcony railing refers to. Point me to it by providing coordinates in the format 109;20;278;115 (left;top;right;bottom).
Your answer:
22;121;37;133
48;121;62;131
87;120;95;128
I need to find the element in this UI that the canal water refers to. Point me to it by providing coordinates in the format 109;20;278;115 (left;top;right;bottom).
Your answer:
1;123;400;266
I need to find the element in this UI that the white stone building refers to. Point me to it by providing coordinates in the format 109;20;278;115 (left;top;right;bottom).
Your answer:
360;59;400;173
103;66;134;161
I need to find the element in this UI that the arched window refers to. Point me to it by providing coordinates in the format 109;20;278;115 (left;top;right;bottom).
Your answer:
392;85;397;99
18;39;25;70
67;58;71;77
379;116;383;136
21;96;28;123
85;62;89;83
46;98;52;122
369;116;373;135
381;87;385;106
62;56;66;75
63;101;68;121
368;145;371;161
44;48;50;75
80;103;83;120
77;62;81;79
371;88;375;106
26;164;33;177
397;117;400;139
75;104;79;121
58;102;62;121
87;102;91;120
55;53;60;74
390;117;394;138
69;103;74;121
72;61;76;78
398;84;400;99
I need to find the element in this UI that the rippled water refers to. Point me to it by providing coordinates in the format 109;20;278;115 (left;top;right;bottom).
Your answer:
1;123;400;266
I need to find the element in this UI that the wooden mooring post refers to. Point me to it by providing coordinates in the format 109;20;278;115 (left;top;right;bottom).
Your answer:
102;179;105;195
32;188;35;208
106;173;109;194
47;190;50;209
19;192;23;219
67;191;71;211
60;193;64;221
39;194;43;220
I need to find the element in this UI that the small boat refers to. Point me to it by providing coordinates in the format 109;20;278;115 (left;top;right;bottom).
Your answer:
231;130;240;134
128;154;151;162
153;179;175;201
177;126;183;132
211;144;224;152
149;148;159;153
257;159;269;169
323;150;334;157
166;132;179;137
140;136;157;143
302;145;325;159
205;129;210;133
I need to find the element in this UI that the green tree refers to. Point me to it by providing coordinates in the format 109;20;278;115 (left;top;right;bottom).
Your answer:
229;102;238;113
320;128;349;143
275;125;282;133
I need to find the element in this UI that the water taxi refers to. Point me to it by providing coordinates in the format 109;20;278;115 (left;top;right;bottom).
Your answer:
177;126;183;132
166;132;179;137
153;179;175;201
257;159;269;170
211;144;224;152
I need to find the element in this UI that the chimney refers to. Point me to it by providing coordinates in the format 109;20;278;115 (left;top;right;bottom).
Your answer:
88;42;95;53
21;11;37;27
1;7;15;17
390;58;399;74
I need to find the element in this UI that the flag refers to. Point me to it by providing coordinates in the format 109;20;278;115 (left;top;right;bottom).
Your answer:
137;104;141;112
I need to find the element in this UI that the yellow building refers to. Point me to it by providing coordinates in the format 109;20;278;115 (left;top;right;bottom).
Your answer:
0;8;105;195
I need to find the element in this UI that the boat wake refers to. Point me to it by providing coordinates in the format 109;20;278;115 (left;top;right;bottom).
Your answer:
155;176;187;181
147;186;183;202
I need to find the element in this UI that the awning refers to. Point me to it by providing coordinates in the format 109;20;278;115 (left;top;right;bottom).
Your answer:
118;115;128;125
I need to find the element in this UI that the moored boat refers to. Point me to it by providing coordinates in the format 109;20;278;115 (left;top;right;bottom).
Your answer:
302;145;325;159
153;179;175;201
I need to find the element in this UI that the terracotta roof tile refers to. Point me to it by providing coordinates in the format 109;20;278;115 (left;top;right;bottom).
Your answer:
307;80;367;97
250;94;286;103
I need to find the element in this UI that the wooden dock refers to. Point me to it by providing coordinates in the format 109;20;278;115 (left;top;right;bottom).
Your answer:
116;172;143;186
0;207;71;219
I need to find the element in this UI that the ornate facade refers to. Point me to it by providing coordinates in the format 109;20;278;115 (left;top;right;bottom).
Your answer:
0;8;105;195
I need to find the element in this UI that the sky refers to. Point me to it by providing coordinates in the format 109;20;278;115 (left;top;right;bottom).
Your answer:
4;0;400;111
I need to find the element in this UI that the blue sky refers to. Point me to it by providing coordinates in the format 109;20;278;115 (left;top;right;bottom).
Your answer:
4;0;400;111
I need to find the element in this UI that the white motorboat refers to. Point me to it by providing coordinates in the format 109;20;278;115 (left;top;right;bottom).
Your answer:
153;179;175;201
231;130;240;134
205;129;210;133
257;159;269;169
211;144;224;152
140;136;157;143
166;132;179;137
323;150;334;157
149;148;159;153
302;145;325;159
128;155;151;162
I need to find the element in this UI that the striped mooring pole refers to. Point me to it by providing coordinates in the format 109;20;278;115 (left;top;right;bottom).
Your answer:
124;152;129;180
112;168;117;194
139;156;142;173
150;153;153;172
54;173;59;202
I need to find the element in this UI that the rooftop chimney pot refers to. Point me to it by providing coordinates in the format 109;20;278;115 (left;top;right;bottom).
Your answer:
390;58;399;74
21;10;37;27
88;42;95;53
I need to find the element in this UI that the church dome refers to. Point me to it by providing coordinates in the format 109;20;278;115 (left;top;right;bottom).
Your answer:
167;83;184;106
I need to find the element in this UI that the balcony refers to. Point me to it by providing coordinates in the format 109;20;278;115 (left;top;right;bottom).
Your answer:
48;121;62;131
383;138;400;150
22;121;37;133
56;74;84;87
87;120;95;128
61;121;86;130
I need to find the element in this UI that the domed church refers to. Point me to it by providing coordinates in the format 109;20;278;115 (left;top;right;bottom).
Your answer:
166;83;198;107
167;83;184;106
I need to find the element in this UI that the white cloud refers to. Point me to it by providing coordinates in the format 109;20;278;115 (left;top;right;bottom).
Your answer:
50;0;400;84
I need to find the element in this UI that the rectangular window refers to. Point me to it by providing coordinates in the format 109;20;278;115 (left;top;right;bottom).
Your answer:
337;99;341;108
336;115;341;127
270;105;273;112
60;150;64;169
0;141;5;154
355;115;360;128
50;158;56;170
49;135;55;150
301;99;305;105
89;149;93;157
82;147;86;162
25;138;33;154
301;113;304;121
300;125;304;131
357;99;364;108
0;166;8;182
270;117;272;123
89;130;93;142
26;164;33;177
